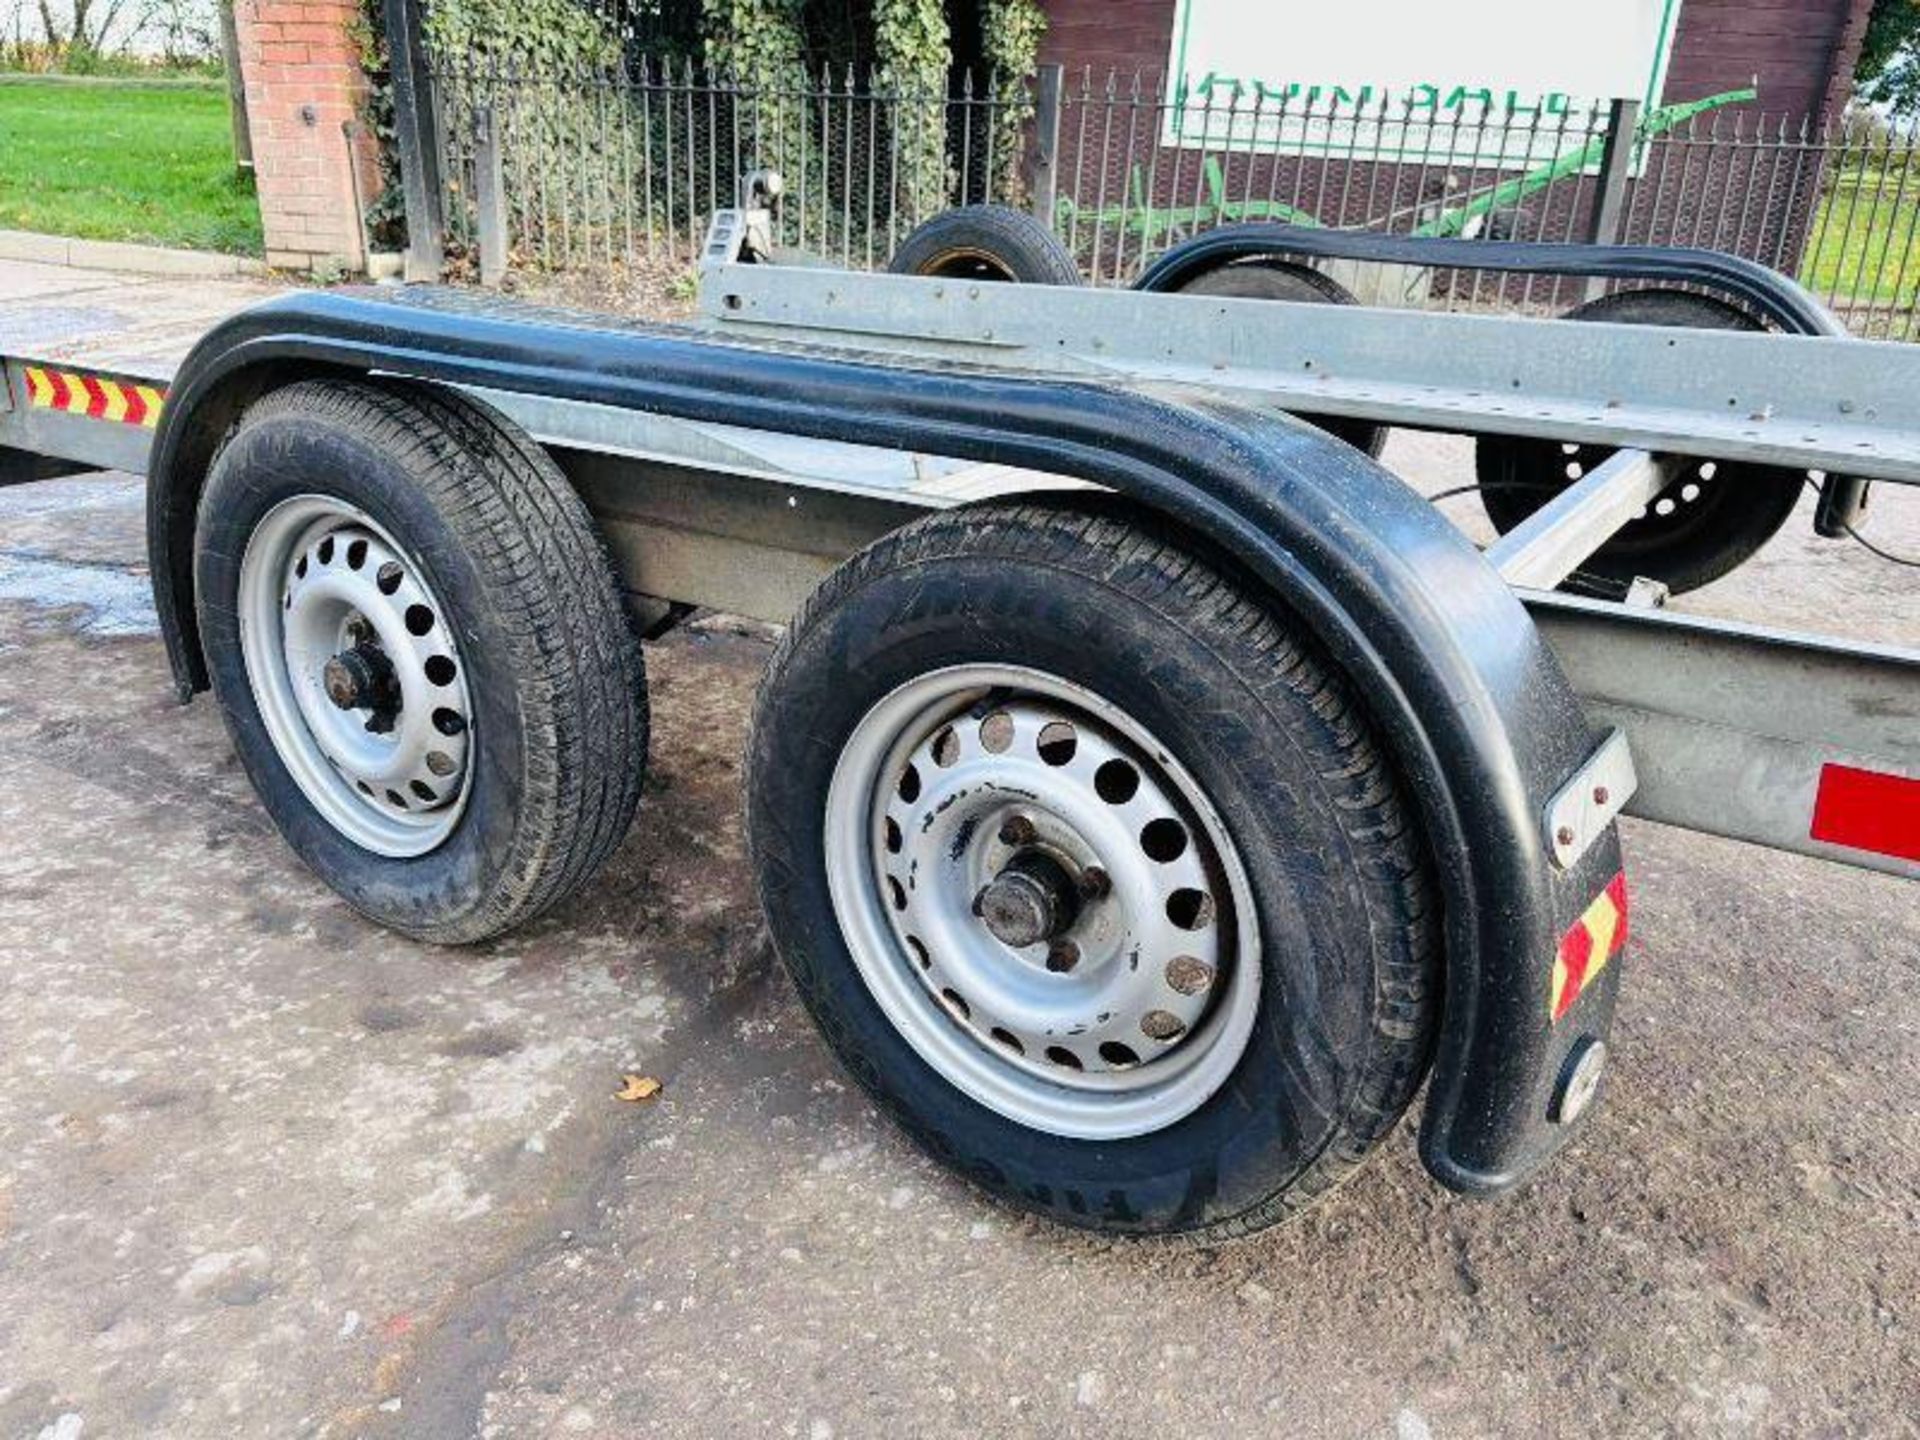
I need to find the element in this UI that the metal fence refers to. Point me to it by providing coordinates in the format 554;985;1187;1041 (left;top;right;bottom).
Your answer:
419;55;1920;339
429;58;1020;275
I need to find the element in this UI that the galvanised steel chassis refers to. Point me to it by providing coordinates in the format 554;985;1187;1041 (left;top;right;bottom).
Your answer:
3;224;1912;1199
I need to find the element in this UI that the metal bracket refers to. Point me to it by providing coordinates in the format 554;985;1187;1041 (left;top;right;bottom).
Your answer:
701;208;777;276
1546;728;1638;871
1623;576;1670;609
702;210;750;271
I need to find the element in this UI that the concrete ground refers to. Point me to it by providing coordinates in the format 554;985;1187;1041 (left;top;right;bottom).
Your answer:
0;259;1917;1439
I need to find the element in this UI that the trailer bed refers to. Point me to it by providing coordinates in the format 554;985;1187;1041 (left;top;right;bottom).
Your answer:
1;237;1914;1237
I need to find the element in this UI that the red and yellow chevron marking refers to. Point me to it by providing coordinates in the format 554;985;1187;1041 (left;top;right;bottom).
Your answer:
21;366;166;429
1550;871;1629;1022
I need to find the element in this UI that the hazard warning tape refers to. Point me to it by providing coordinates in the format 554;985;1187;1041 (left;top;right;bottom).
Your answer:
21;366;167;429
1550;871;1629;1023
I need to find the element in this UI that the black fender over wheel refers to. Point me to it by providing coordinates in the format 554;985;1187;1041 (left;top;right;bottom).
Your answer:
746;501;1439;1241
888;205;1083;285
194;379;648;944
1475;289;1808;594
150;285;1631;1198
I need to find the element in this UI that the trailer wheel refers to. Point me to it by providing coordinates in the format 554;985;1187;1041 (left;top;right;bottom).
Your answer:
1169;259;1388;458
194;379;647;944
747;503;1438;1240
888;205;1082;285
1474;289;1806;594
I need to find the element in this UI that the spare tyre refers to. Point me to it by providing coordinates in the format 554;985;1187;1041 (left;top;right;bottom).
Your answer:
888;205;1082;285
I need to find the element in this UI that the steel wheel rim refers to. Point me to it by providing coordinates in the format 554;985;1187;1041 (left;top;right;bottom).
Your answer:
824;664;1261;1141
917;246;1021;281
238;495;475;857
1517;442;1735;554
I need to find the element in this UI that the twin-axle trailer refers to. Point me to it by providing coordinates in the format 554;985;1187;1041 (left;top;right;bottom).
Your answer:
2;212;1914;1241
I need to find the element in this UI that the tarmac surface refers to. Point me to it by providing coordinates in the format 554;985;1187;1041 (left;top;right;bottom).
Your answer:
0;259;1916;1438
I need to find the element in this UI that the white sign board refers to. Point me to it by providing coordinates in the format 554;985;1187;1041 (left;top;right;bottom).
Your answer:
1165;0;1684;156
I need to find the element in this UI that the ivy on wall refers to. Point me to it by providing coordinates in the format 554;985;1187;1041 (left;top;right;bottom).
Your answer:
703;0;809;83
349;0;406;249
980;0;1044;200
426;0;625;256
703;0;819;215
422;0;619;66
872;0;949;219
360;0;1050;267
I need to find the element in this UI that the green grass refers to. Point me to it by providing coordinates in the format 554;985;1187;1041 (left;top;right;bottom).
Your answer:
1799;178;1920;307
0;76;262;254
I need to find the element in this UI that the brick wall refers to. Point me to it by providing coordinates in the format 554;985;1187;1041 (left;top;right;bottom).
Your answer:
1036;0;1174;82
1666;0;1875;119
1035;0;1876;117
231;0;381;274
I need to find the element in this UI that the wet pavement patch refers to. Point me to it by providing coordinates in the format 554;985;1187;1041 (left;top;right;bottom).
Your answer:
439;1027;526;1059
0;551;156;635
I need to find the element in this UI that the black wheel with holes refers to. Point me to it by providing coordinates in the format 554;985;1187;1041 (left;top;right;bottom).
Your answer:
1474;289;1807;594
747;501;1439;1240
887;204;1083;285
194;379;647;944
1169;259;1388;458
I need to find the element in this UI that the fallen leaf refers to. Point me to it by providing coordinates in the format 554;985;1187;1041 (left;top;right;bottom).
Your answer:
614;1074;663;1103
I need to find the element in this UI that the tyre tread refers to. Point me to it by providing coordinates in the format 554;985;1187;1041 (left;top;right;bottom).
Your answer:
888;204;1083;286
211;379;647;944
750;501;1438;1242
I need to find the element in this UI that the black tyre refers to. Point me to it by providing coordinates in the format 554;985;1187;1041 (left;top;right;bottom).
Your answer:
888;204;1082;285
1475;289;1807;594
195;379;648;944
747;502;1439;1240
1479;206;1533;242
1171;259;1388;458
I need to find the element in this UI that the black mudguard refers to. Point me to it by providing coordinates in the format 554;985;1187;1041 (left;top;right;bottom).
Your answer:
1133;224;1848;336
1136;225;1871;534
148;286;1627;1194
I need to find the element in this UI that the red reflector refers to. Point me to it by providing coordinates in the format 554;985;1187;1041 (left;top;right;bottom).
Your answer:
1551;871;1629;1022
1810;764;1920;864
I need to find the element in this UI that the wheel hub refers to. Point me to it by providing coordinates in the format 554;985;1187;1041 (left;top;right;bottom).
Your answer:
824;666;1263;1141
974;847;1081;950
881;697;1230;1082
322;642;402;727
238;496;476;858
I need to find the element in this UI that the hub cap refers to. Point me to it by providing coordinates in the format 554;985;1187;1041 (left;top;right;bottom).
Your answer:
824;665;1261;1140
237;496;475;857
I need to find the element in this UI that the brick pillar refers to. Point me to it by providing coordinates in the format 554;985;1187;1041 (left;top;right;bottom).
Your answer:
1818;0;1879;121
232;1;383;275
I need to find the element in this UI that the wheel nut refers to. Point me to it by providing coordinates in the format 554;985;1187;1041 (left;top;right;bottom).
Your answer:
1078;866;1111;900
998;814;1036;847
1045;939;1080;973
322;654;362;710
322;648;382;711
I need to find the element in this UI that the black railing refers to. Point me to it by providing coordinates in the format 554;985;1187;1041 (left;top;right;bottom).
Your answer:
415;50;1920;339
